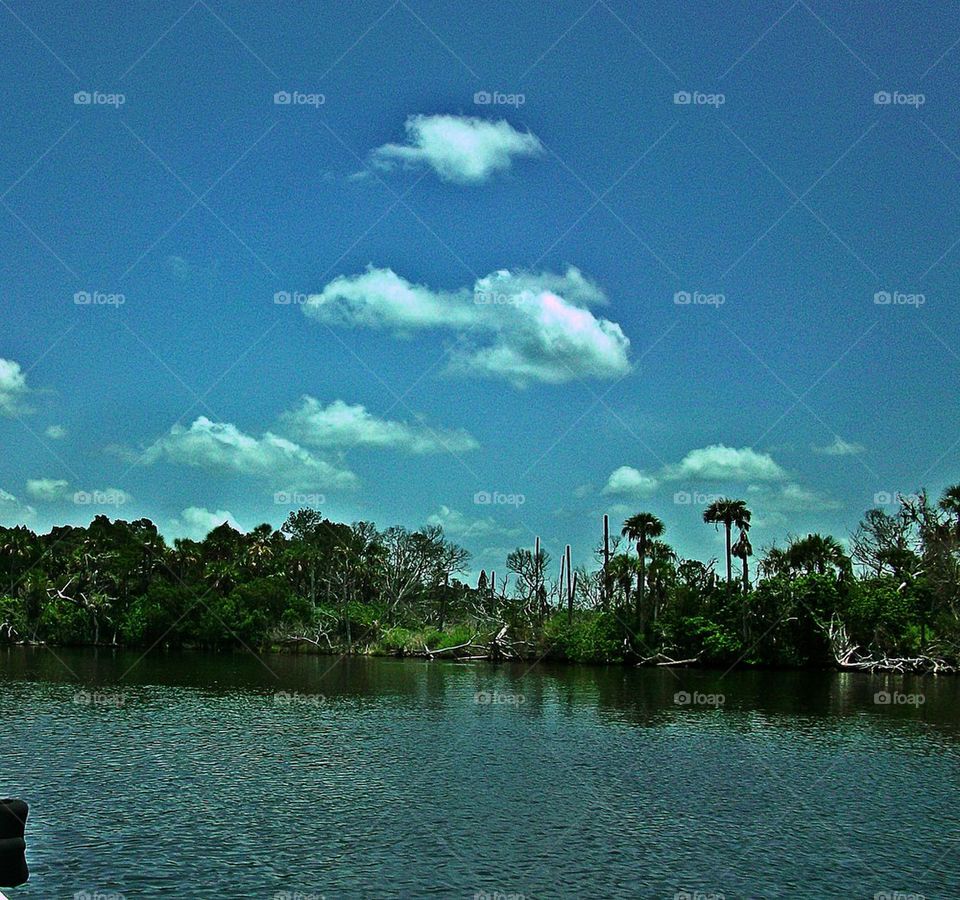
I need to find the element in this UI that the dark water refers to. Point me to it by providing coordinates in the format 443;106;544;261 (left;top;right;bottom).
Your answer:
1;648;958;899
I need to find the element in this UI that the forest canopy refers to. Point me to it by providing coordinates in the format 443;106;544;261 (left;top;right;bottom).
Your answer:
2;486;959;672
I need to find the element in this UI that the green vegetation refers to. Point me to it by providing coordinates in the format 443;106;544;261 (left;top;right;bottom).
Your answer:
2;487;960;672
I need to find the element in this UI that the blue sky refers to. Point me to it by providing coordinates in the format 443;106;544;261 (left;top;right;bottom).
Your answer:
1;0;959;581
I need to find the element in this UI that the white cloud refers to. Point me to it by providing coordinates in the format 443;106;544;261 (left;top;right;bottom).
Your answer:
279;396;478;454
603;466;659;496
26;478;70;501
370;114;543;183
304;266;631;386
137;417;357;490
664;445;787;482
813;436;865;456
426;505;522;541
747;482;842;513
603;445;787;497
44;424;67;439
167;506;243;541
0;358;29;416
0;488;35;525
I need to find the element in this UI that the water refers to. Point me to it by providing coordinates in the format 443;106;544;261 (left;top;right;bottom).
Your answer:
1;647;958;899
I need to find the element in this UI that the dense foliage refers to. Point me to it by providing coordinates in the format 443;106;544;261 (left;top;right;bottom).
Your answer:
2;486;960;669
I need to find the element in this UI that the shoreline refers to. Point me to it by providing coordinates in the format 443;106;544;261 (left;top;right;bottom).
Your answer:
3;639;955;676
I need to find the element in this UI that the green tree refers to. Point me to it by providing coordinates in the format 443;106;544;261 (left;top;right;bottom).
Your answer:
703;499;751;586
621;513;664;627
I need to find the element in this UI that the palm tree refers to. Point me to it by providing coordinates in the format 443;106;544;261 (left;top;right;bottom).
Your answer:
621;513;664;624
759;545;790;580
646;540;676;627
785;533;849;577
703;499;751;586
940;484;960;536
731;529;753;591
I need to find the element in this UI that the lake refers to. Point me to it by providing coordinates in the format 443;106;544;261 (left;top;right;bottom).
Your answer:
1;647;958;899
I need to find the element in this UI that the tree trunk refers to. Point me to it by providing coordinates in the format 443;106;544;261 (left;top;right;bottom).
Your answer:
724;523;732;585
636;538;646;627
602;515;610;610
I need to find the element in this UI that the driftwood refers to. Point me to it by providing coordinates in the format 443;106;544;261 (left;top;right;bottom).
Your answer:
823;613;956;674
637;652;702;668
416;634;480;659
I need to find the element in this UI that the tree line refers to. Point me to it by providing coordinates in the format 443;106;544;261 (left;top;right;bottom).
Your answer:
2;487;960;671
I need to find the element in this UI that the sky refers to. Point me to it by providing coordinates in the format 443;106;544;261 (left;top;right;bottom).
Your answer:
1;0;959;583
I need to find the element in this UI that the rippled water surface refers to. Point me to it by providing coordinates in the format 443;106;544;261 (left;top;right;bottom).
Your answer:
2;648;959;898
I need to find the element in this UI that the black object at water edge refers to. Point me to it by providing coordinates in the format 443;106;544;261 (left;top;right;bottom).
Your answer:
0;799;28;887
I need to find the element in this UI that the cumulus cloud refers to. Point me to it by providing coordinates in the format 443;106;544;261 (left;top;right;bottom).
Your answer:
603;466;658;496
370;114;543;183
426;505;522;541
44;424;67;439
813;436;866;456
604;445;788;497
304;266;631;386
136;417;357;490
167;506;243;541
0;358;29;416
664;445;787;482
279;397;478;454
26;478;70;501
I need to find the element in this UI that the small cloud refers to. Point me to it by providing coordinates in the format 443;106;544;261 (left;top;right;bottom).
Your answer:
813;436;866;456
370;114;543;184
44;424;67;440
603;466;658;496
279;396;477;454
664;445;787;482
747;482;841;513
26;478;70;502
167;506;243;541
426;505;521;541
0;488;35;525
0;358;30;416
